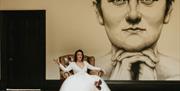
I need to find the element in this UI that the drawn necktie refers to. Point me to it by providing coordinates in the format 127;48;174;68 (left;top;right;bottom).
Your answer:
130;61;141;80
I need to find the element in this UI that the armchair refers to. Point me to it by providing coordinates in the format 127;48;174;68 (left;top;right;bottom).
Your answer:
54;54;104;80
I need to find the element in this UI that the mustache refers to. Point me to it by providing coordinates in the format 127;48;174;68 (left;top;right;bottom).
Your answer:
122;27;146;31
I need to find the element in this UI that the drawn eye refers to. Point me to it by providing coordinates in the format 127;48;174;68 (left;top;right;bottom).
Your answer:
140;0;158;5
112;0;128;6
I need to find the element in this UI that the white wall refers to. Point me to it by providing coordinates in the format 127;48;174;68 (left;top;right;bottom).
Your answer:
1;0;180;80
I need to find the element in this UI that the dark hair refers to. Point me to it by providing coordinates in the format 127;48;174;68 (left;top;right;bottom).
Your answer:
165;0;174;16
95;0;174;17
74;49;84;62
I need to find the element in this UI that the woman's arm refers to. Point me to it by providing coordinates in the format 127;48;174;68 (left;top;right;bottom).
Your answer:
85;61;101;70
53;58;72;72
59;63;73;72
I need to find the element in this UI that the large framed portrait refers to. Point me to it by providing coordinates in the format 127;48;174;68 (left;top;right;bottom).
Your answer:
46;0;180;81
46;0;180;90
45;0;180;90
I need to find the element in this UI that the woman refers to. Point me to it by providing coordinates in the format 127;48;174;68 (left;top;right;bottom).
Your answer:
55;49;111;91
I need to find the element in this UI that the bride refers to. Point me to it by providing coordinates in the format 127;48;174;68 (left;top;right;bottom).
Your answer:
54;49;111;91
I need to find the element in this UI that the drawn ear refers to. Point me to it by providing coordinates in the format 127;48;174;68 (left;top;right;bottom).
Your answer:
91;0;104;25
163;3;173;24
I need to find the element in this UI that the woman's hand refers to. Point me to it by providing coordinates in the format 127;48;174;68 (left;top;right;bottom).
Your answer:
98;69;106;77
63;72;70;79
101;69;106;75
53;58;60;65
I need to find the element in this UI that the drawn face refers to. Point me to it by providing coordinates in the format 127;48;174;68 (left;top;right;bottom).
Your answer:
96;0;172;51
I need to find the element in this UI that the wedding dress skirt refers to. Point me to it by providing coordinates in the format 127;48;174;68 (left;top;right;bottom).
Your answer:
59;72;111;91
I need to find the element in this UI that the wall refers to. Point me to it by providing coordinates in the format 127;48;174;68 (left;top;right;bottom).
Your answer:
0;0;180;80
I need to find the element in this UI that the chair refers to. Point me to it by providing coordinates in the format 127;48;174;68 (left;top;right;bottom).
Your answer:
54;54;104;80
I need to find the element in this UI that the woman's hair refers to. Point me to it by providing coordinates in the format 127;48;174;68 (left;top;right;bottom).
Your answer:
74;49;84;62
95;0;174;17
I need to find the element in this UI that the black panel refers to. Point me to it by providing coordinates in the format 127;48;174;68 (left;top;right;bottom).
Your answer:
44;80;180;91
0;11;5;90
0;10;45;89
107;81;180;91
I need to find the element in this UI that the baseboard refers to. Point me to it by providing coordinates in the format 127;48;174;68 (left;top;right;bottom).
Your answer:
6;89;41;91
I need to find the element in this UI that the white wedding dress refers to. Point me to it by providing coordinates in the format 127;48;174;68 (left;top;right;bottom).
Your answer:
59;61;111;91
